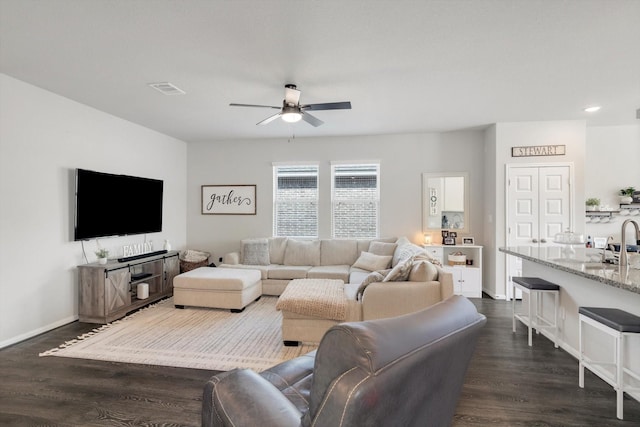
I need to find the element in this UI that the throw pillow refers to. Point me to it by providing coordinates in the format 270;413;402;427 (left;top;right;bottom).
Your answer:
352;251;393;272
356;271;386;301
283;239;321;266
241;238;270;265
383;257;413;282
392;240;426;267
368;241;398;256
408;260;439;282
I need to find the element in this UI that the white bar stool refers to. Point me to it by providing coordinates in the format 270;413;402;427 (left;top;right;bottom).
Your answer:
579;307;640;420
512;277;560;347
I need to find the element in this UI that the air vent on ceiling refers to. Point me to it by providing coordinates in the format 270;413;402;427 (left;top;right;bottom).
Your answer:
148;82;186;95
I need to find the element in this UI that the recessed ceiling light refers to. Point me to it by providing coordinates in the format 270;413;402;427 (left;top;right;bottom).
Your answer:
584;105;601;113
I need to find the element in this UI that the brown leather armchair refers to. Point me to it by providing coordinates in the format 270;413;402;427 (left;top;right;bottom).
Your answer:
203;295;486;427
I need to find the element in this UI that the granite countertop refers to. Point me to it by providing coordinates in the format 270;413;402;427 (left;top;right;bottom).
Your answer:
499;246;640;295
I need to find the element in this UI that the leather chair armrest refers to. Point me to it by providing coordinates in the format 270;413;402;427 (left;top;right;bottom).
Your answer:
361;281;442;320
203;369;302;427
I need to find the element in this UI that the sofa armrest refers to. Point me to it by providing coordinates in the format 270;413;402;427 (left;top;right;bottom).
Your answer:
361;281;443;320
436;266;454;300
203;369;302;427
222;251;240;265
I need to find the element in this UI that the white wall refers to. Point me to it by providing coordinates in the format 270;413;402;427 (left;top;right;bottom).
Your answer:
0;74;188;348
485;120;587;299
187;131;485;262
584;125;640;243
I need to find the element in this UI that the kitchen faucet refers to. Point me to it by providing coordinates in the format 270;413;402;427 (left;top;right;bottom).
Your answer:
601;236;613;263
619;219;640;267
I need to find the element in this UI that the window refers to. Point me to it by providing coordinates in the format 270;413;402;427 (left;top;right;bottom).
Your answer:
331;162;380;238
273;165;319;238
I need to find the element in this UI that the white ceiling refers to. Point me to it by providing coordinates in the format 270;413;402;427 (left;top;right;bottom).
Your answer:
1;0;639;143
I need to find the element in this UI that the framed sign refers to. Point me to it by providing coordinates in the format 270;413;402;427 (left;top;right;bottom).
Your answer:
201;185;256;215
511;145;566;157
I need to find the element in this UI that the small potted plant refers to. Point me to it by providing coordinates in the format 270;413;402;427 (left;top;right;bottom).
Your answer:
95;248;109;264
585;197;600;211
619;187;636;204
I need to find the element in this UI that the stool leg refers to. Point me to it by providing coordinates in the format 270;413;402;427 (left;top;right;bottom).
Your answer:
616;333;624;420
512;283;516;333
553;291;559;348
579;316;584;388
528;290;533;346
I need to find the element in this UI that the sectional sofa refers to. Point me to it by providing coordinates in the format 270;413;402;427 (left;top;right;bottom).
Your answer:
219;236;454;343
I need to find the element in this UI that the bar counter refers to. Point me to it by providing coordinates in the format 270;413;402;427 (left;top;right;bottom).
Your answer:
499;245;640;404
499;246;640;295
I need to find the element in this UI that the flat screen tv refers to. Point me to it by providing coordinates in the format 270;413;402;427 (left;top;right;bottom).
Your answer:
74;168;163;241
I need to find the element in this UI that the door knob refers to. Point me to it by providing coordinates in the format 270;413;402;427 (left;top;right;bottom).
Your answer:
540;238;547;243
532;238;538;243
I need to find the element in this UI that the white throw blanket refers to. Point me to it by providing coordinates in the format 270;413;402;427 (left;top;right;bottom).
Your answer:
276;279;347;321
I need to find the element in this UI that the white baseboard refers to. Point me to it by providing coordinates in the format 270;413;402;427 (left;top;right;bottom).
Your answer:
0;314;78;349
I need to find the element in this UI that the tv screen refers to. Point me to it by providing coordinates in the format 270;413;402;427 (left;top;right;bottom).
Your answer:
74;168;163;241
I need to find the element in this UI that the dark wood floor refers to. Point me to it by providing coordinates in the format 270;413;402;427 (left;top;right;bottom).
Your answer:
1;298;639;426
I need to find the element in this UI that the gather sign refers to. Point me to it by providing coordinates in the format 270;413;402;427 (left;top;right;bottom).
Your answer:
511;144;566;157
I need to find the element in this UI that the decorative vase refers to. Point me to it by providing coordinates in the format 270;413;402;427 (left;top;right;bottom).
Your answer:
620;195;633;204
163;239;171;251
98;257;107;265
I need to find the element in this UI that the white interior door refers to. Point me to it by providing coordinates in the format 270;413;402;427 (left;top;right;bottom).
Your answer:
506;164;572;299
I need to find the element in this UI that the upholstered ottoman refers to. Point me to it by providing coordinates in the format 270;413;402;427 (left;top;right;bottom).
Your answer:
276;278;362;345
173;267;262;312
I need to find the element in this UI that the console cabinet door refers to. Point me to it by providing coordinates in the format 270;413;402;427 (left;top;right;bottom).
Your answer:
105;270;131;314
164;255;179;292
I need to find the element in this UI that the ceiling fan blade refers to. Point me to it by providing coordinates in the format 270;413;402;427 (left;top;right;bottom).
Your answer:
301;112;324;127
230;103;280;109
257;113;282;126
284;86;301;105
301;101;351;111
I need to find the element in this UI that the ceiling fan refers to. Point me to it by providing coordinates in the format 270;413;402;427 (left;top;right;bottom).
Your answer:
230;84;351;127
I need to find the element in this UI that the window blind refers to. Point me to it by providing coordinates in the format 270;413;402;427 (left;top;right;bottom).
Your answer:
273;165;318;238
331;163;380;238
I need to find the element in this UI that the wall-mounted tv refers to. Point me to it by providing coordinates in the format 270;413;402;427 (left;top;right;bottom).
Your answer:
74;168;163;241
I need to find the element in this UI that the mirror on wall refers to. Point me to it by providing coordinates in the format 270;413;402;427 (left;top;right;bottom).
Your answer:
422;172;469;234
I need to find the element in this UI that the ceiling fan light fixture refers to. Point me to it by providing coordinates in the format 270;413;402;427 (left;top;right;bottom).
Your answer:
281;105;302;123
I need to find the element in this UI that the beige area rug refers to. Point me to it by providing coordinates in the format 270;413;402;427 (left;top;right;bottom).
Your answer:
40;296;316;372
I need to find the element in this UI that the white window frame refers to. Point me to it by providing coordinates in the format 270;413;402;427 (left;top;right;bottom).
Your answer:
273;163;319;238
331;161;380;239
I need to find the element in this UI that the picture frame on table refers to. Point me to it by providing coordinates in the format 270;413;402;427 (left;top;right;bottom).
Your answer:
462;237;475;245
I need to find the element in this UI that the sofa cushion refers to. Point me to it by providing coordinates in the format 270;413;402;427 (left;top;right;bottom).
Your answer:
357;239;373;255
269;237;288;265
219;263;270;280
308;265;350;282
349;267;371;285
368;241;397;256
409;260;439;282
268;265;311;280
320;239;358;266
241;238;270;265
284;240;321;266
352;251;393;272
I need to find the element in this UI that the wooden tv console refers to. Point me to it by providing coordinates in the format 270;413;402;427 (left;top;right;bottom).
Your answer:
78;251;179;323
